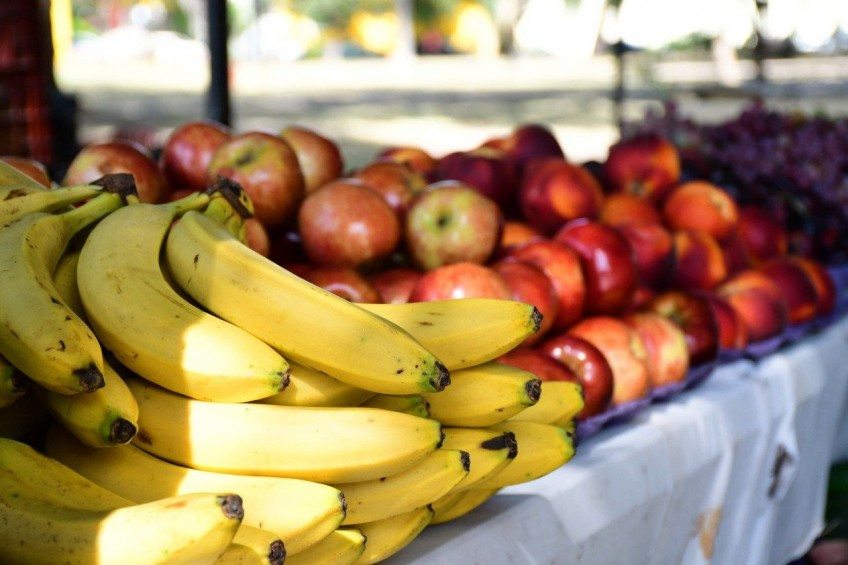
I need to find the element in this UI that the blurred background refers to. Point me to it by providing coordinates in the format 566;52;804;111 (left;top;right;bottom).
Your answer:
7;0;848;171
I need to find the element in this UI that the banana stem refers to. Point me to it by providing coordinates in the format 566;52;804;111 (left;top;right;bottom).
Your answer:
160;191;212;217
62;192;126;237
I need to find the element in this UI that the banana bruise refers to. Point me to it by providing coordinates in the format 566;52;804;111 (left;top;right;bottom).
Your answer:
218;525;286;565
335;449;469;525
508;380;585;427
286;529;366;564
76;194;290;402
164;210;450;395
440;427;517;492
353;506;434;564
259;361;374;408
430;488;499;525
360;299;541;370
0;191;128;394
0;482;243;565
37;358;139;447
0;184;100;226
475;420;575;489
0;160;49;198
0;355;26;408
361;394;430;418
423;362;541;427
45;425;346;555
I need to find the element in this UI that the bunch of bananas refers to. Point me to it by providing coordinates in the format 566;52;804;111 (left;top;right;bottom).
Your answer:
0;162;582;564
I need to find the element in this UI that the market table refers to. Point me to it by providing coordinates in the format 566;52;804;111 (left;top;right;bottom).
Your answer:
388;313;848;565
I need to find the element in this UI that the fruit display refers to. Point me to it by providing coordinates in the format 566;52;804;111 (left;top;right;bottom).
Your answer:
0;107;844;562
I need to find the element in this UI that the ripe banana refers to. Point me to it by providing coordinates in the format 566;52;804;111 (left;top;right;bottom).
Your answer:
0;190;128;394
0;355;26;408
217;525;285;565
430;488;499;525
475;421;575;489
164;210;450;395
0;160;49;197
423;362;541;427
362;394;430;418
52;250;85;319
287;529;366;564
127;376;443;483
335;449;469;525
0;480;242;565
354;506;434;564
440;427;517;492
45;424;347;555
361;299;541;370
508;380;584;427
0;184;100;226
0;392;50;444
37;358;138;447
259;361;374;408
77;193;291;402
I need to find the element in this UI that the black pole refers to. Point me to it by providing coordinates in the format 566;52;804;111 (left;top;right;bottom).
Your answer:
207;0;231;126
613;40;626;135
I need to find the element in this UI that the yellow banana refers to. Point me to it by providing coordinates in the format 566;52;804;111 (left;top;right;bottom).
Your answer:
431;488;499;525
0;355;26;408
335;449;469;525
0;480;242;565
362;394;430;418
52;250;85;319
217;525;286;565
475;421;575;489
0;190;129;394
361;299;541;370
354;506;434;564
0;160;49;197
77;192;290;402
45;425;346;554
164;210;450;395
441;427;517;491
259;361;374;408
215;544;268;565
37;358;138;447
287;529;366;564
0;184;100;226
423;362;541;427
127;376;443;483
0;393;50;444
508;380;584;427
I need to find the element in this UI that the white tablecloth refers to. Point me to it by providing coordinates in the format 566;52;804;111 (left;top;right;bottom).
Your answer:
389;314;848;565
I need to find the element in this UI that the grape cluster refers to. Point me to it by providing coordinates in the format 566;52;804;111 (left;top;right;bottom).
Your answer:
627;101;848;264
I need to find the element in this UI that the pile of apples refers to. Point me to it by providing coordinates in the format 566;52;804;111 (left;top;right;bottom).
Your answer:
58;121;840;425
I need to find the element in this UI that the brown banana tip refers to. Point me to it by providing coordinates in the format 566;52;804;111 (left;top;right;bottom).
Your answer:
268;540;286;565
426;503;435;514
568;426;579;449
459;450;471;473
526;379;542;403
9;371;28;393
530;306;543;333
436;425;445;449
75;364;105;392
207;176;253;219
339;492;348;518
219;494;244;520
481;432;518;459
277;367;291;392
91;173;138;201
431;361;450;391
109;418;137;445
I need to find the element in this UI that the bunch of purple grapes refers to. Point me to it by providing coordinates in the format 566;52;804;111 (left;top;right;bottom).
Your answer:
628;101;848;263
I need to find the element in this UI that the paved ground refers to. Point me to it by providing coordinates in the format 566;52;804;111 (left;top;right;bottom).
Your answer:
57;53;848;168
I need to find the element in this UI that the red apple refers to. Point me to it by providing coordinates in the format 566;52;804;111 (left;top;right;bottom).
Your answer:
508;240;586;330
624;311;690;387
669;230;728;290
518;158;604;235
645;290;720;365
280;125;343;193
701;292;748;351
538;333;614;418
368;268;422;304
717;271;789;342
405;181;502;270
64;140;167;203
429;147;518;210
269;228;307;267
498;349;580;383
481;123;565;177
554;219;638;314
352;160;426;216
603;133;681;203
298;179;400;267
492;258;559;345
159;120;231;192
598;193;662;228
303;266;381;303
243;217;271;257
207;131;305;228
618;223;674;288
629;286;657;311
721;230;752;276
567;316;651;405
663;181;740;242
498;221;544;256
737;205;788;264
1;156;51;187
409;262;511;302
759;258;820;324
790;257;836;316
377;146;437;176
